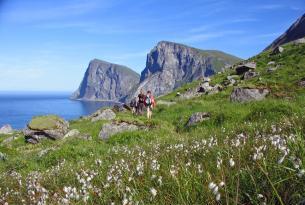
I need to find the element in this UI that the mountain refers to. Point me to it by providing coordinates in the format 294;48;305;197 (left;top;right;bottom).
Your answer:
265;13;305;51
128;41;241;99
71;59;140;102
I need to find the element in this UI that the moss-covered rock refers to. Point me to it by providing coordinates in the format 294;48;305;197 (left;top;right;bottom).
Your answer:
24;115;69;144
28;115;66;130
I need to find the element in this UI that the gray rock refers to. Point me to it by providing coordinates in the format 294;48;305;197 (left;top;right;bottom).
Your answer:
265;14;305;50
91;109;116;122
267;61;276;66
64;129;80;138
235;62;256;75
24;115;69;144
112;104;127;113
0;124;13;134
71;59;140;102
99;122;139;140
227;75;239;81
0;152;7;161
128;41;241;99
186;112;211;127
267;67;278;73
230;87;270;103
293;37;305;44
271;46;284;55
203;77;211;82
243;71;259;80
208;84;223;95
298;78;305;87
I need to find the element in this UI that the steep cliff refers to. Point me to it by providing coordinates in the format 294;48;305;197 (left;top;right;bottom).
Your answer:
129;41;241;98
265;13;305;50
71;59;140;102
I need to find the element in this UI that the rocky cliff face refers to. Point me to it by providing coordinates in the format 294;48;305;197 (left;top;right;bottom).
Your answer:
71;59;140;102
129;41;241;99
265;13;305;51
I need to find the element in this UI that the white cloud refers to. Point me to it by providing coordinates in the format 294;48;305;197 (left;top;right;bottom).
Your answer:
177;30;245;43
3;0;113;23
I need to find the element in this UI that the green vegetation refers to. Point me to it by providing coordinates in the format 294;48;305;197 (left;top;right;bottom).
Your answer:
1;43;305;204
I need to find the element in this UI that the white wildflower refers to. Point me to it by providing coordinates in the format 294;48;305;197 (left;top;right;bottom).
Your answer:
150;187;157;198
229;158;235;167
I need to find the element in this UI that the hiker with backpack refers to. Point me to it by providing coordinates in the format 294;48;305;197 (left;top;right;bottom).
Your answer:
145;90;156;119
137;89;146;115
130;97;137;115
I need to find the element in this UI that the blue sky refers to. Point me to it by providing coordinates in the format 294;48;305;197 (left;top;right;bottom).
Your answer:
0;0;304;91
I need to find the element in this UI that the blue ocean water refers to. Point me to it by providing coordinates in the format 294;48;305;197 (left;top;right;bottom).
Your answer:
0;92;120;129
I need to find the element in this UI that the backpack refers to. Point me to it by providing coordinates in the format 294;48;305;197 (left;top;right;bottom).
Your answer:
151;95;156;107
145;95;152;106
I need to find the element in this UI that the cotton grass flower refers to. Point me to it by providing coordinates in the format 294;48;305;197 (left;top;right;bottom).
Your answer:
229;158;235;167
150;187;157;198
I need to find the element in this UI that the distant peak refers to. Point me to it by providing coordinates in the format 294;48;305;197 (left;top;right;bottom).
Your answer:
156;41;185;47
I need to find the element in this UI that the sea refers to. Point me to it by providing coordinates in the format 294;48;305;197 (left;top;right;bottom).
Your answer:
0;91;120;129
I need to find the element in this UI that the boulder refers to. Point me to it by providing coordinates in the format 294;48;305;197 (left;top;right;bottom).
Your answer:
179;88;202;100
293;37;305;45
112;104;127;113
208;84;223;95
90;108;116;122
235;62;256;75
230;87;269;103
267;61;276;66
267;67;278;73
298;78;305;87
64;129;80;138
24;115;69;144
243;71;259;80
271;46;284;55
0;152;7;161
186;112;211;127
99;122;139;140
0;124;13;135
203;77;211;82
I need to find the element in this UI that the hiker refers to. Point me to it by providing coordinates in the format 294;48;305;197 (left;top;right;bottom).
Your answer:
130;97;137;115
145;90;156;119
137;89;146;115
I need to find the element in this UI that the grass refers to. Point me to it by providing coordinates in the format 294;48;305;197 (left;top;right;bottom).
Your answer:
0;42;305;204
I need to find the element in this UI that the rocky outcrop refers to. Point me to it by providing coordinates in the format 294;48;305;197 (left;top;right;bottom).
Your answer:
179;78;222;100
99;122;139;140
0;124;13;134
235;62;256;75
128;41;241;99
186;112;211;127
89;108;116;122
265;13;305;50
230;87;269;103
24;115;69;144
72;59;140;102
271;46;284;55
243;71;259;80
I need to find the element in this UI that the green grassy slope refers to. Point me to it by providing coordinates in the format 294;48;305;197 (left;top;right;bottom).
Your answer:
1;43;305;204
